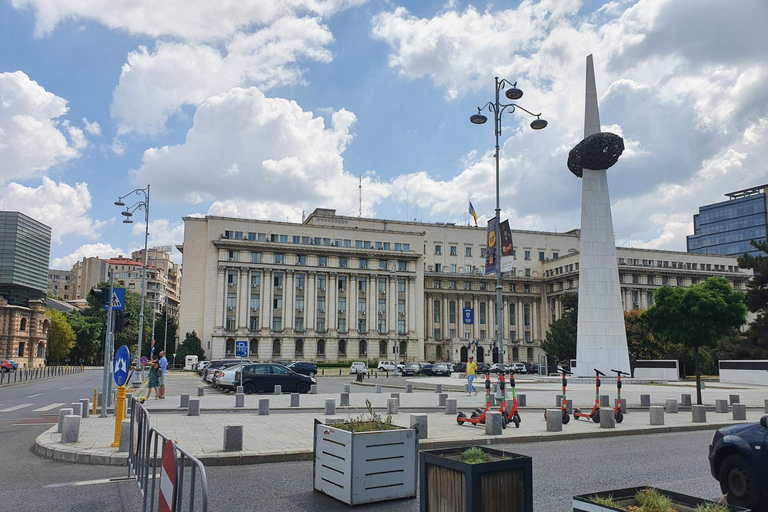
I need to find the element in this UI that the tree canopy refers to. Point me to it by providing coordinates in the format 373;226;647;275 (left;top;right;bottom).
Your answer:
46;309;76;362
541;292;578;364
737;239;768;357
176;331;206;361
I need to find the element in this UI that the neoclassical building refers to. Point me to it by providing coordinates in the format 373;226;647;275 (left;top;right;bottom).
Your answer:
179;208;752;364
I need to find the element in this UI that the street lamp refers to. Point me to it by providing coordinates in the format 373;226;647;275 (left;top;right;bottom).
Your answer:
470;78;547;370
115;185;150;387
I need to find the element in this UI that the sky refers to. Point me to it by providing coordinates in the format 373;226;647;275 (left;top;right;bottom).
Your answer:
1;0;767;270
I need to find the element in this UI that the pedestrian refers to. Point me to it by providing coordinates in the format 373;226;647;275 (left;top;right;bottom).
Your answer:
147;356;160;399
466;356;478;396
158;351;168;399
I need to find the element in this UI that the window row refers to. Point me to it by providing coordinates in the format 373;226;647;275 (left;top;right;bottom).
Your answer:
222;231;411;252
225;338;409;358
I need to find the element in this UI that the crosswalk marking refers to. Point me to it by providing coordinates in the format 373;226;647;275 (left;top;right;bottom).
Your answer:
0;403;33;413
27;393;41;398
33;402;65;412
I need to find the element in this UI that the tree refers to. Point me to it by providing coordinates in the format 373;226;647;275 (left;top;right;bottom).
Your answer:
176;331;205;362
153;306;179;358
624;310;666;360
66;310;104;365
47;309;76;362
541;293;578;365
643;277;748;405
737;239;768;357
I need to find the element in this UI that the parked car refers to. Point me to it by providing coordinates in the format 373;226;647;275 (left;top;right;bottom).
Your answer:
490;363;512;373
196;361;210;376
431;363;451;377
709;415;768;509
377;360;405;372
419;363;434;376
512;363;528;374
288;361;318;377
0;360;17;372
349;362;368;375
235;363;316;394
476;363;491;374
528;363;539;373
402;362;421;376
215;364;246;391
205;361;245;383
452;362;466;373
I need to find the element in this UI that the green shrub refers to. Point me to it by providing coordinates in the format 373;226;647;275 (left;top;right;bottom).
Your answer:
460;447;490;464
634;488;673;512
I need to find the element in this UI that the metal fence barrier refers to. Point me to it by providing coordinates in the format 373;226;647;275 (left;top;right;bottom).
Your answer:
129;396;209;512
0;365;84;385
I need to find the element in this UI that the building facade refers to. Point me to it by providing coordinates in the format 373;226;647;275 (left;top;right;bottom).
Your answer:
131;248;181;319
71;256;109;301
47;269;74;300
687;184;768;256
180;208;752;365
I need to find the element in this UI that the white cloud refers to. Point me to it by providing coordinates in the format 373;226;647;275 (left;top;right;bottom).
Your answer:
82;117;101;135
130;218;185;249
0;71;82;182
1;177;106;243
51;242;124;270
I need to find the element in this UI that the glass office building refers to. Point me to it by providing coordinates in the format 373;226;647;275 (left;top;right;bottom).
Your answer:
687;184;768;257
0;212;51;306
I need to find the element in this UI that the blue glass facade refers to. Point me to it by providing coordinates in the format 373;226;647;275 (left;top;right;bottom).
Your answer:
687;191;768;256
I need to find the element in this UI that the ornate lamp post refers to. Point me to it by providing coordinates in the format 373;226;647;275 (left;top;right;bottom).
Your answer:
470;78;547;369
115;185;150;387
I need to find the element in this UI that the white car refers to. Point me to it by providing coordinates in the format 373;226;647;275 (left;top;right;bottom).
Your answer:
377;361;405;372
511;363;527;374
349;362;368;374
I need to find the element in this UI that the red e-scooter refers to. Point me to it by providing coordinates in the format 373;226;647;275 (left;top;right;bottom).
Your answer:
501;368;521;428
544;366;571;424
573;369;603;423
457;371;492;426
611;369;630;423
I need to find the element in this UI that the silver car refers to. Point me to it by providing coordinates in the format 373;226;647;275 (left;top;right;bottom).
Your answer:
215;364;246;391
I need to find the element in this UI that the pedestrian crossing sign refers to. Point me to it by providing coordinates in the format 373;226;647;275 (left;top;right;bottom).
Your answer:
103;288;126;311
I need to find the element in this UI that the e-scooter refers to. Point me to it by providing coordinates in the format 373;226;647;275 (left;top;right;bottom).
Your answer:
457;371;492;426
502;368;521;428
544;366;571;424
573;368;603;423
611;369;630;423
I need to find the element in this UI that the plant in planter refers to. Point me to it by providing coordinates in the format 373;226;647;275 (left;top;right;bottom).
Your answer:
573;486;751;512
313;399;417;506
420;446;533;512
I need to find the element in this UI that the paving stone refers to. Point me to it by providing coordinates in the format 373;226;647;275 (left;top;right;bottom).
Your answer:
640;394;651;407
188;399;200;416
324;398;335;416
62;415;81;443
546;409;562;432
340;392;350;406
715;399;728;413
387;398;398;415
259;399;270;416
485;412;503;435
410;414;428;440
223;424;243;452
665;399;678;413
692;405;706;423
732;403;747;421
649;406;665;425
58;408;74;433
444;398;457;415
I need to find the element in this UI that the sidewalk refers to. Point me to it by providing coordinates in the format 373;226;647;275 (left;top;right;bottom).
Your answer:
34;376;768;467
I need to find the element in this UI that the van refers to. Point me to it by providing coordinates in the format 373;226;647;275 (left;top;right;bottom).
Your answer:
184;355;199;371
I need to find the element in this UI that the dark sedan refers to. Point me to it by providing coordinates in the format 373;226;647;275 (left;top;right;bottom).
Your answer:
288;361;318;377
709;415;768;509
476;363;491;374
431;363;451;377
235;363;316;394
419;363;434;376
402;362;421;376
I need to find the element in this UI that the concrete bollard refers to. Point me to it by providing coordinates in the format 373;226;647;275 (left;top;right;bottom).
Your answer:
274;385;282;395
58;408;74;433
310;384;317;394
649;406;665;425
197;387;205;396
665;399;678;413
70;403;83;418
387;398;399;415
390;392;400;406
517;394;526;407
61;415;81;443
546;409;563;432
438;393;448;407
599;408;615;428
565;399;573;415
614;398;627;414
97;392;103;407
406;384;413;393
485;411;503;435
340;392;350;406
188;399;200;416
290;393;299;407
343;384;351;393
681;394;692;407
733;403;747;421
258;398;269;415
236;386;244;394
445;398;457;415
599;395;610;407
180;393;190;408
435;384;442;394
325;398;336;415
79;399;90;418
692;405;707;423
715;399;728;413
235;393;244;408
375;384;382;393
640;394;651;407
729;394;740;405
765;399;768;414
119;419;131;452
556;394;563;407
464;384;469;394
410;414;428;440
223;424;243;452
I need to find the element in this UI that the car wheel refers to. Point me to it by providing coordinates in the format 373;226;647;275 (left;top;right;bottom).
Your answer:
719;454;764;509
243;382;256;395
296;382;310;394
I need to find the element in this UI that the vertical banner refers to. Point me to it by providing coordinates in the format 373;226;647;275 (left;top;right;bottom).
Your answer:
486;217;498;274
500;220;514;273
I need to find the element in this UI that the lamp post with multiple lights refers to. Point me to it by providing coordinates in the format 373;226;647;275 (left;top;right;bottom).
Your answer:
115;185;150;387
470;78;547;369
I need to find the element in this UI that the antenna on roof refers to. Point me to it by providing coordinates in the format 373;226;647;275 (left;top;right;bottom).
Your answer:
359;175;362;218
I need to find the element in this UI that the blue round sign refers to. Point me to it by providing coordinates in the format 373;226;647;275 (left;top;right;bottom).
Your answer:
114;345;130;386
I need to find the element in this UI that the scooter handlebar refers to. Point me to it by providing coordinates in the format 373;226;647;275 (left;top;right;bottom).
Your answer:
611;369;630;376
557;367;572;375
594;369;605;376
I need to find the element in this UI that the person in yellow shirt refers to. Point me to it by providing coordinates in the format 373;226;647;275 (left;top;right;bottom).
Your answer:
466;356;478;396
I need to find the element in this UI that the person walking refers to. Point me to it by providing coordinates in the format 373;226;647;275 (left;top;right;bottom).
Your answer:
146;356;160;399
466;356;478;396
158;351;168;399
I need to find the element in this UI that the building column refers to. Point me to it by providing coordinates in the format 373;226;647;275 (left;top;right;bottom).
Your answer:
261;270;272;335
306;272;316;334
215;266;226;330
284;270;295;334
407;276;417;356
348;273;358;334
328;272;337;334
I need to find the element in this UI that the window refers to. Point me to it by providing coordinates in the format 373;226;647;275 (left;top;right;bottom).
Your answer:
434;280;441;289
317;275;327;291
317;296;326;312
450;246;457;256
435;263;442;272
227;293;237;309
273;295;282;309
274;253;284;264
449;301;456;323
553;252;559;259
398;319;405;334
358;319;367;333
464;281;471;290
295;274;305;290
250;274;261;287
379;260;387;270
294;317;304;331
273;272;283;288
338;339;346;355
378;320;387;334
398;261;406;271
435;244;442;255
449;280;456;289
227;250;239;262
227;270;238;286
359;258;368;269
479;303;486;324
378;278;387;294
272;318;282;331
539;251;545;261
318;256;327;267
450;264;457;273
379;340;387;356
378;298;386;313
525;268;531;277
316;318;326;332
434;328;441;341
465;247;472;256
481;248;487;258
249;317;259;331
509;303;516;325
339;257;348;268
398;299;406;316
524;250;531;260
524;284;530;293
317;339;325;355
398;278;406;293
250;294;260;310
433;300;441;323
479;282;486;291
296;254;306;266
524;304;530;326
295;296;304;312
358;298;367;313
647;275;654;285
358;277;367;292
338;318;347;332
338;297;347;312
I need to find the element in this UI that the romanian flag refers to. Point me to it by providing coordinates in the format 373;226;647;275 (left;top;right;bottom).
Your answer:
469;201;478;226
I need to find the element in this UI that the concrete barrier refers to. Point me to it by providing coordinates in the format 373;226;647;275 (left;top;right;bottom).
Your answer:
665;399;678;413
438;393;448;407
410;414;428;440
599;408;615;428
565;399;573;415
485;411;503;435
435;384;443;394
274;385;282;395
729;394;740;405
444;398;457;415
640;394;651;407
340;392;350;406
715;399;728;413
58;408;73;433
765;399;768;413
259;398;269;415
119;419;131;452
325;398;336;415
649;406;665;425
223;424;243;452
188;399;200;416
614;398;626;414
70;402;83;418
343;384;351;393
180;393;190;408
390;392;400;406
546;409;563;432
197;387;205;396
61;415;81;443
387;398;398;415
79;399;90;418
406;384;413;393
290;393;299;407
310;384;317;394
681;394;692;406
556;394;563;407
375;384;382;393
733;403;747;421
236;386;244;394
692;405;706;423
517;394;526;407
599;395;610;407
235;393;244;408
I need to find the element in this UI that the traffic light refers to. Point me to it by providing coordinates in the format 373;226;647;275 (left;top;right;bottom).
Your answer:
90;287;110;305
115;311;130;332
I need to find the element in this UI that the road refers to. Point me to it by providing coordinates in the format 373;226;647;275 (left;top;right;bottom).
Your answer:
0;370;727;512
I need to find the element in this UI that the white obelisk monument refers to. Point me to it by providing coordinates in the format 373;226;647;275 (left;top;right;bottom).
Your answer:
574;55;631;377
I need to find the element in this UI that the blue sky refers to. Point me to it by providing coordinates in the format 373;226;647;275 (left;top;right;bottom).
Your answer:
1;0;767;269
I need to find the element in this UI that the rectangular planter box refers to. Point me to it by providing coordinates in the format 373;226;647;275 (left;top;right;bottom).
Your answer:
420;447;533;512
313;420;418;506
573;486;751;512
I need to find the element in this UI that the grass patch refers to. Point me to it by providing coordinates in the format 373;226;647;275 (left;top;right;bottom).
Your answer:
634;488;674;512
460;447;490;464
695;504;730;512
590;495;624;509
327;399;398;432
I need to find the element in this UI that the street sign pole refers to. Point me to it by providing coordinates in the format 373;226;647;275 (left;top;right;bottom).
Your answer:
100;270;115;418
235;341;247;390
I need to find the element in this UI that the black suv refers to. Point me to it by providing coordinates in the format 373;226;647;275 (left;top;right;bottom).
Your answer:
288;361;318;377
235;363;316;394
